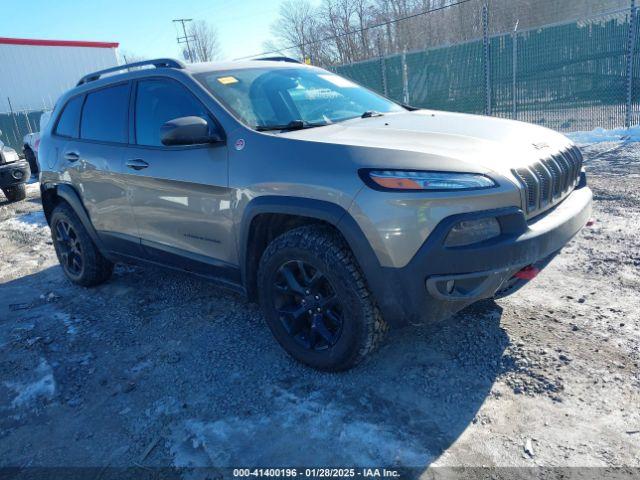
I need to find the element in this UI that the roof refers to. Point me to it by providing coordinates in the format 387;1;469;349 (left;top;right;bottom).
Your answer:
186;60;312;74
0;37;119;49
65;58;315;93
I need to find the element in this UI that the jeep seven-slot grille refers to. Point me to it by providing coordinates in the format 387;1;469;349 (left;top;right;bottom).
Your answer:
512;146;583;215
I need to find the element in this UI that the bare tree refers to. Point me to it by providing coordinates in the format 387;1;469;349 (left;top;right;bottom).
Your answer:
267;0;621;67
268;0;333;64
185;20;222;63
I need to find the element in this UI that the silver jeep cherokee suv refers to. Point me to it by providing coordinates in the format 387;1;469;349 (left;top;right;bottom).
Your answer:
38;58;592;370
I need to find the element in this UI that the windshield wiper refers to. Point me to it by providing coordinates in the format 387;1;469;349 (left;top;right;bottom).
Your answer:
255;120;327;132
361;110;384;118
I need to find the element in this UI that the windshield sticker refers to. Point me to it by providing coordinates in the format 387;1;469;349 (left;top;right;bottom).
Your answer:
319;74;357;88
217;76;239;85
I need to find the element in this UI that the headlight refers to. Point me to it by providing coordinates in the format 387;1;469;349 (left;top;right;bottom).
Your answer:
361;170;496;191
445;217;501;247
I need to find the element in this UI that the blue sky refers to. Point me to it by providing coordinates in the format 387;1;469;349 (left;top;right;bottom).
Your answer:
2;0;295;61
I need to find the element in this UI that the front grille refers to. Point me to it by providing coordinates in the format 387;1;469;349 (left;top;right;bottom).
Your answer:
512;146;583;216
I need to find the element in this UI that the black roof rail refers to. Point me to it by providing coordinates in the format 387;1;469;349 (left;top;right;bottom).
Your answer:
254;56;302;64
77;58;185;86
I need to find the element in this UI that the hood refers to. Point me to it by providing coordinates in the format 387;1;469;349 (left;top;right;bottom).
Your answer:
280;110;573;177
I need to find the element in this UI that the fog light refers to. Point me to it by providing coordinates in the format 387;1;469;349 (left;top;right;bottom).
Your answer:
12;169;24;180
445;217;501;247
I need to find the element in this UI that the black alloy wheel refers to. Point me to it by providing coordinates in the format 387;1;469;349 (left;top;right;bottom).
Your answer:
54;219;84;277
273;260;344;351
257;225;388;371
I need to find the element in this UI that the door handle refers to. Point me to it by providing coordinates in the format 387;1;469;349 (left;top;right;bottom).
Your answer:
126;159;149;170
64;152;80;162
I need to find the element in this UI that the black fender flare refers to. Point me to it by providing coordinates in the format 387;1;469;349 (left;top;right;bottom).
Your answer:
50;183;106;252
238;196;406;327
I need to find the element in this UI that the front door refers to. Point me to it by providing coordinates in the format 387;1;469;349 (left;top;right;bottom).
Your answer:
125;77;235;280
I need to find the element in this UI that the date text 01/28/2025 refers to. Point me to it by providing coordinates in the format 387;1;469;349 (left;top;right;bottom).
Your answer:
232;468;401;477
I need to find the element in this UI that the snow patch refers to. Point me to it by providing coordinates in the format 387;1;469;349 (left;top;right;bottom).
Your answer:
54;312;78;336
170;389;430;468
567;125;640;144
0;210;48;234
4;359;55;408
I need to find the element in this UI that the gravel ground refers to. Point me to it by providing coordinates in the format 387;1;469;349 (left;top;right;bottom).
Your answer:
0;142;639;478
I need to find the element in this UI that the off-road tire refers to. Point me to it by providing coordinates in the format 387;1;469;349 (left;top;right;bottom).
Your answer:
2;184;26;202
257;225;388;371
50;202;114;287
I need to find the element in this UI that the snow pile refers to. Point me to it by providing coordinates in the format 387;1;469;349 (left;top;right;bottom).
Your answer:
567;125;640;144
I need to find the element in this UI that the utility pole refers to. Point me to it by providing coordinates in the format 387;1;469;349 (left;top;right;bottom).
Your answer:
173;18;195;62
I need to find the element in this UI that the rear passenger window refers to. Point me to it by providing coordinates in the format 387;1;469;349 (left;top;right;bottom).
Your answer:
135;79;210;147
55;96;83;138
81;84;129;143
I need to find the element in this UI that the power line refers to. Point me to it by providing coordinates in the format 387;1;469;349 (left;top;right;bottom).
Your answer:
235;0;476;60
173;18;195;62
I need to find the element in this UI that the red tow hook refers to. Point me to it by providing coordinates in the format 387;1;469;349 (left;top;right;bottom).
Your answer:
514;265;540;280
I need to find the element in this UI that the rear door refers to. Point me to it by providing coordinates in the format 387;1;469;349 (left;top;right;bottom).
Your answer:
125;77;234;279
52;84;141;255
75;82;142;254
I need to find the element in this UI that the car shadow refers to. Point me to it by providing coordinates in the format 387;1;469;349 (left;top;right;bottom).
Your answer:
1;263;508;476
0;194;21;207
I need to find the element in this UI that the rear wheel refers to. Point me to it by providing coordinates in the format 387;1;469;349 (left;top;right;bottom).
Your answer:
50;203;114;286
257;225;387;371
2;184;26;202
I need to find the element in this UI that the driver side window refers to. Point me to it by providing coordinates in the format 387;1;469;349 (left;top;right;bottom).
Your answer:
135;79;212;147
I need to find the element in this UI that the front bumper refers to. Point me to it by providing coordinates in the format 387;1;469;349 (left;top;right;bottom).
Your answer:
370;183;592;327
0;160;30;188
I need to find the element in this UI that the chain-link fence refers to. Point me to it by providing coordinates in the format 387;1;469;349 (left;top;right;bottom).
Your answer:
2;1;638;149
0;107;49;152
327;0;640;132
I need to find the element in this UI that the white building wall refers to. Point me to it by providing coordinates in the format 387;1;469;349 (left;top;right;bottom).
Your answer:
0;43;119;112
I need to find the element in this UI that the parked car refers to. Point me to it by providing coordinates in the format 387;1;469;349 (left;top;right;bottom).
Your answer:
22;110;52;175
0;130;31;202
37;58;592;370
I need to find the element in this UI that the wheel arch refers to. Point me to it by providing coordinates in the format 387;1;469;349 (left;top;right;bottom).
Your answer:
23;145;39;171
41;183;106;252
239;196;385;305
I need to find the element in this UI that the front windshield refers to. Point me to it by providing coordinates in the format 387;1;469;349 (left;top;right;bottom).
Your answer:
196;67;404;130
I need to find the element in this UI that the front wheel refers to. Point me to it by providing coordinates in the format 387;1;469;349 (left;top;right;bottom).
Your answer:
2;184;26;202
257;225;387;371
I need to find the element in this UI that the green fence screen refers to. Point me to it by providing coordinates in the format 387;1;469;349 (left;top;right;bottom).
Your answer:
0;111;44;152
334;9;640;132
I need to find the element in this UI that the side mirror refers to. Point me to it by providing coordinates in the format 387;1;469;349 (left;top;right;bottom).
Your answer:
160;116;224;146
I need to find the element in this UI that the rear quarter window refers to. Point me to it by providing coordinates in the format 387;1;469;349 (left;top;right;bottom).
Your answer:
54;96;84;138
81;84;129;143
